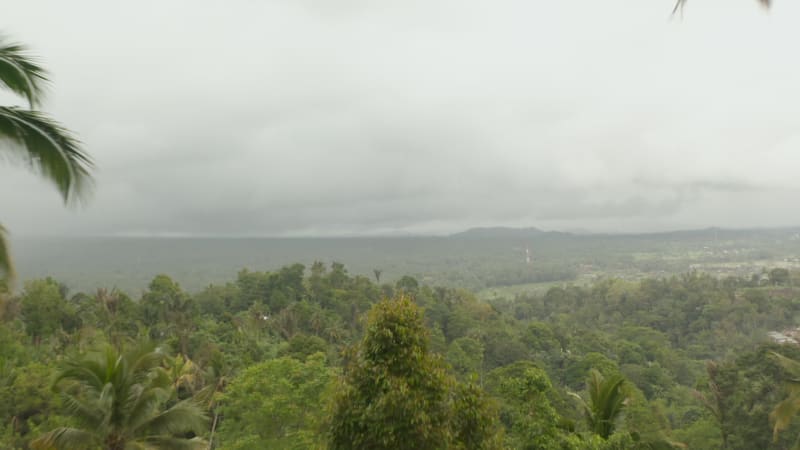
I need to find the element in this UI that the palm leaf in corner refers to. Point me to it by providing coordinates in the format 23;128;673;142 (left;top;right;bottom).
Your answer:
0;35;94;284
769;351;800;443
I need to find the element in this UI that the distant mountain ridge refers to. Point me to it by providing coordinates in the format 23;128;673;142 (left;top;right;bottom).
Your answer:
11;225;800;294
449;225;800;239
449;227;565;239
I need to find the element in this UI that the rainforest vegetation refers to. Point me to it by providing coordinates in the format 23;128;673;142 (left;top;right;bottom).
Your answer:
2;263;800;449
2;2;795;448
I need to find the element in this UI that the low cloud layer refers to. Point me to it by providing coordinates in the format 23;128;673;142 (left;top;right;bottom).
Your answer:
2;0;800;236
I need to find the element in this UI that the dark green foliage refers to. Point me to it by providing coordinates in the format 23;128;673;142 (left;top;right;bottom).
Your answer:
0;107;93;203
236;264;305;313
328;295;502;450
279;333;329;361
0;361;68;447
3;262;800;449
217;353;333;449
447;336;485;377
19;277;78;343
693;345;800;450
328;296;453;449
451;379;505;450
141;275;195;355
488;363;576;450
395;275;419;295
564;353;619;391
483;328;530;370
32;342;208;450
195;283;241;316
141;275;192;326
0;37;47;107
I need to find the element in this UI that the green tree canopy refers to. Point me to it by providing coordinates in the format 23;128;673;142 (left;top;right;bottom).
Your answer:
20;277;77;344
32;342;207;450
328;295;502;450
217;353;334;449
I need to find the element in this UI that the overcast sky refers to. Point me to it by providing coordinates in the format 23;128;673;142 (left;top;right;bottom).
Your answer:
2;0;799;237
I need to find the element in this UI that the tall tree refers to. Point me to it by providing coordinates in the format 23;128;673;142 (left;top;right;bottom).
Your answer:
0;35;94;280
19;277;78;345
328;295;453;450
693;361;731;449
328;295;502;450
32;342;208;450
141;275;195;355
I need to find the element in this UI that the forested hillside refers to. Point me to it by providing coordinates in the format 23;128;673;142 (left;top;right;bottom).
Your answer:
3;0;797;449
2;263;800;449
11;227;800;294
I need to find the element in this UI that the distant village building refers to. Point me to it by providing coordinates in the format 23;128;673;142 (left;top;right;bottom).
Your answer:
768;329;800;345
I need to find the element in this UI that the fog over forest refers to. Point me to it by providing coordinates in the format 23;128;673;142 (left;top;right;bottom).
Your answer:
3;1;800;237
5;2;800;450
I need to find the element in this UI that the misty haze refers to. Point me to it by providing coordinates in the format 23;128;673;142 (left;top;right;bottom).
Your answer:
2;1;800;449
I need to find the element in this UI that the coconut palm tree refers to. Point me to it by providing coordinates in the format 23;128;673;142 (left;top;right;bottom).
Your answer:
0;35;94;280
31;342;208;450
570;369;628;440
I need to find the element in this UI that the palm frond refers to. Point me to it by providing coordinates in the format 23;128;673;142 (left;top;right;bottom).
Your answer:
127;342;168;379
772;351;800;375
568;390;595;430
40;343;208;449
771;394;800;441
0;38;47;108
135;399;208;437
770;351;800;441
193;384;218;409
0;224;13;280
30;427;99;450
134;436;208;450
56;355;109;391
0;106;93;204
61;392;107;428
575;369;628;439
673;0;771;15
126;385;168;431
596;374;626;429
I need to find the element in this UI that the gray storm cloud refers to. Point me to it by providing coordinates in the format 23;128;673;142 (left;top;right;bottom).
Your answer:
2;0;799;236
